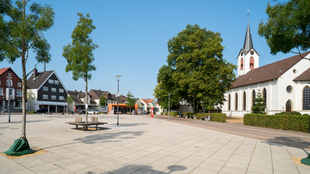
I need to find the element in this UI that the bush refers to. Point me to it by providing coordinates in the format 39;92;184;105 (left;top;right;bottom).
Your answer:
303;114;310;117
275;111;302;115
244;113;310;133
161;112;163;115
210;113;226;122
27;111;34;114
167;112;178;117
196;113;210;119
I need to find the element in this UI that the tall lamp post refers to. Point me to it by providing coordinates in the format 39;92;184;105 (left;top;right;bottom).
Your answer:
115;75;121;126
7;76;13;123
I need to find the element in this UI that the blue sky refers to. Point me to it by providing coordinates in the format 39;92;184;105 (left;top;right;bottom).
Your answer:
1;0;300;99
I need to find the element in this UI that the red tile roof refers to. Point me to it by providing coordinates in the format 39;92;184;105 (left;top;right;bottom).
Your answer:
293;67;310;81
232;51;310;88
0;67;10;76
141;99;154;105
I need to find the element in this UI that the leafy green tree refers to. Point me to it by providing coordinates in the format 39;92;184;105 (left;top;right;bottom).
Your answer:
258;0;310;58
66;95;74;112
26;90;35;111
99;95;108;109
165;24;236;113
126;91;135;108
0;0;54;139
251;89;266;114
63;13;98;123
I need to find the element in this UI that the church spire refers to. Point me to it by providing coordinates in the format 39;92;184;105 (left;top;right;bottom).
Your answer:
243;22;253;52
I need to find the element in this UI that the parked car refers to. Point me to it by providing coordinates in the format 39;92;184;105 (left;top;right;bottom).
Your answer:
87;110;94;115
79;110;85;115
93;110;99;115
35;108;47;113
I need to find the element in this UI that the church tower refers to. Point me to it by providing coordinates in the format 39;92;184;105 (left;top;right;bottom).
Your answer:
237;19;259;77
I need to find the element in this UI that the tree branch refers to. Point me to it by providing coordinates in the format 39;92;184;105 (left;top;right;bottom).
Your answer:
27;28;43;51
0;34;22;55
26;68;36;78
293;38;310;44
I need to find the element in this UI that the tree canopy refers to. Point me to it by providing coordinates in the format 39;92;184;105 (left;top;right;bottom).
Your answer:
63;13;98;123
251;89;266;114
99;95;107;108
155;24;236;113
258;0;310;57
0;0;54;138
126;91;136;108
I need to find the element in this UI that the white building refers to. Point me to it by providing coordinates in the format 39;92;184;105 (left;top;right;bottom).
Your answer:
222;21;310;117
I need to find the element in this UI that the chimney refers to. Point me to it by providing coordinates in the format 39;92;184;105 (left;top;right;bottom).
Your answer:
75;90;76;93
99;89;101;92
77;92;79;98
33;68;37;78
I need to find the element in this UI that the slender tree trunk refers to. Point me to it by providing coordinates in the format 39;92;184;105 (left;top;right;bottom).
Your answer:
202;101;205;113
193;96;196;113
85;78;88;123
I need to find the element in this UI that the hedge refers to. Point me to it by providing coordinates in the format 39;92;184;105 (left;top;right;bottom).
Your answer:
244;114;310;133
167;112;178;117
210;113;226;122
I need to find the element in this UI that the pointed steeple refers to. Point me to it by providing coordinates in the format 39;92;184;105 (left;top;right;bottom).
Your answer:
243;22;253;52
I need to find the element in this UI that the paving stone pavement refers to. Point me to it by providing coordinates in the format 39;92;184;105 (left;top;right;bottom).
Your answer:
0;114;309;174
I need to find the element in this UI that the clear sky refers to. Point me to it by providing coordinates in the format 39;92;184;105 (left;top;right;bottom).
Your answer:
1;0;301;99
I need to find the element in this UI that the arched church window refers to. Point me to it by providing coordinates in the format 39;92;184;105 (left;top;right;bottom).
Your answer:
263;88;267;107
250;57;254;69
228;94;231;111
243;91;246;110
235;93;238;110
6;79;12;86
252;90;256;107
303;86;310;110
241;58;243;70
286;100;292;112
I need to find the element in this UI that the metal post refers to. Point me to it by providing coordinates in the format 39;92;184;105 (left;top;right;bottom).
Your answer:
115;75;121;126
8;83;11;122
168;93;170;121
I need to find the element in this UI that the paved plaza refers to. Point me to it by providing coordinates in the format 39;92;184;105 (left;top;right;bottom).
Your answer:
0;114;309;174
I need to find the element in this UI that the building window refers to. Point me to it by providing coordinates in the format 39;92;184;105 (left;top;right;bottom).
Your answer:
252;90;256;107
235;93;238;110
17;82;21;87
43;94;48;99
6;79;12;86
286;85;292;93
59;88;64;93
54;80;59;85
51;95;56;100
263;88;267;107
59;96;64;100
51;88;56;92
0;88;3;95
16;89;22;97
241;58;243;70
48;79;53;84
250;57;254;69
286;100;292;112
293;69;296;73
228;94;231;111
243;91;246;110
43;86;48;91
303;86;310;110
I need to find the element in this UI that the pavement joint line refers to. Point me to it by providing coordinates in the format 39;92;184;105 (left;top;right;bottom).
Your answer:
270;143;275;174
285;146;301;174
246;140;258;174
217;136;247;173
188;134;239;173
155;116;310;138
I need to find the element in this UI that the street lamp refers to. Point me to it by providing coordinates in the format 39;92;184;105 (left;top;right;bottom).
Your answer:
115;75;121;126
168;93;170;121
7;76;13;123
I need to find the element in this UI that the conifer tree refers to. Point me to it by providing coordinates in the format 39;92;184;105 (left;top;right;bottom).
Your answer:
251;89;266;114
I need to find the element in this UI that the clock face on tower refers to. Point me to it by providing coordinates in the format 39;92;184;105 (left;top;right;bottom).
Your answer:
250;51;254;55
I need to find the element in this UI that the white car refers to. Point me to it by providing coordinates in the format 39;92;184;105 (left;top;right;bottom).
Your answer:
93;110;99;115
87;110;94;115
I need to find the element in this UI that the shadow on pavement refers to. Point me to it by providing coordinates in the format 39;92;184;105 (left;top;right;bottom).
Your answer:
114;123;149;127
74;131;145;144
106;164;187;174
264;136;310;152
0;119;52;124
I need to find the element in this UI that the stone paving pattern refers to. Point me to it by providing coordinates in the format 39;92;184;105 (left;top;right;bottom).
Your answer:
0;114;309;174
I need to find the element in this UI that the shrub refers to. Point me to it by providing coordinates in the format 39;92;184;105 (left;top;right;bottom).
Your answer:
303;114;310;117
244;113;310;133
276;111;302;115
27;111;34;114
161;112;163;115
167;112;178;117
210;113;226;122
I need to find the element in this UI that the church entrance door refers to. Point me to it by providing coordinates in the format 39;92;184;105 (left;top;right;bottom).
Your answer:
286;100;292;112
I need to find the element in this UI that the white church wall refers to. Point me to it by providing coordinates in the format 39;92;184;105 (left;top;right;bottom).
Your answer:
237;49;260;77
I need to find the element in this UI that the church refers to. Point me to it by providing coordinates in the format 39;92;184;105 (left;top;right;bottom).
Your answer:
222;21;310;117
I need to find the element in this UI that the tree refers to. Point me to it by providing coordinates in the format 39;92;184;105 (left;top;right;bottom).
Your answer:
251;89;266;114
66;95;74;112
63;13;98;123
0;0;54;142
161;24;236;113
258;0;310;58
126;91;135;108
26;90;35;112
99;95;107;111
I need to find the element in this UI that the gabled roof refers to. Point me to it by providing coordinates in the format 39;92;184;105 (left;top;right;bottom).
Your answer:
232;51;310;88
27;70;53;89
294;67;310;81
68;90;83;103
243;22;253;53
89;89;110;100
141;99;154;105
0;67;10;76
